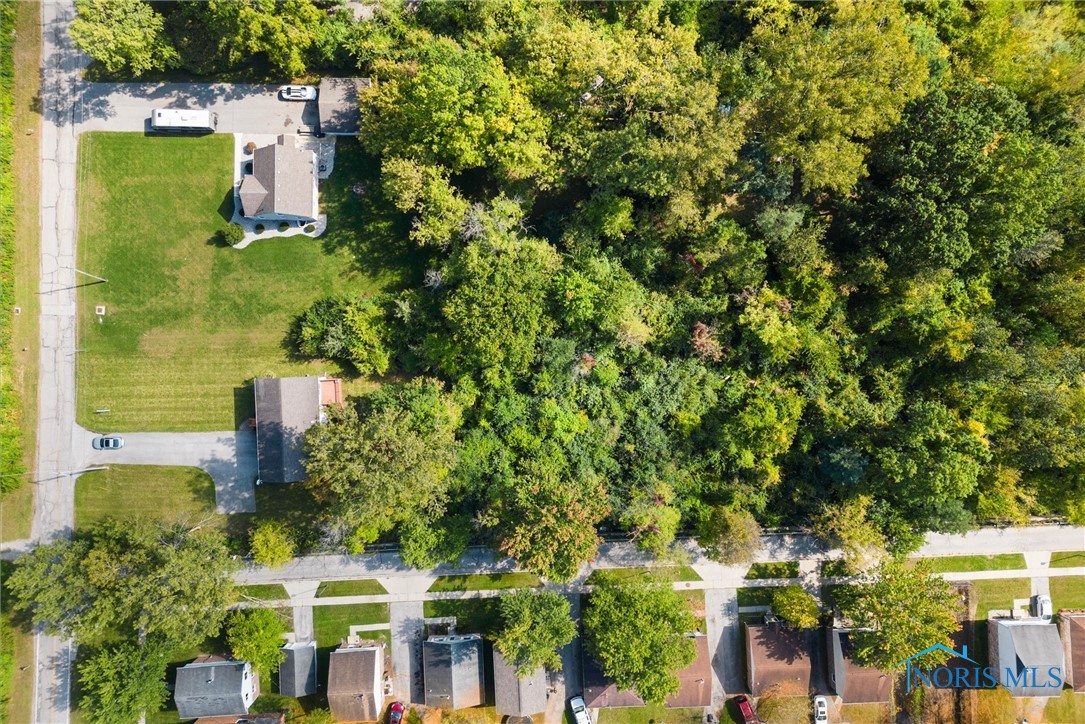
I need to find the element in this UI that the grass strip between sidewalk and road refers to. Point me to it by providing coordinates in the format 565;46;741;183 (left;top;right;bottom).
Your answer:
316;579;387;597
912;553;1026;574
428;572;542;592
1050;550;1085;568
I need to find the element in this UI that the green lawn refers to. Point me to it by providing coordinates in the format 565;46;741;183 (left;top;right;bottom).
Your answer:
423;598;503;637
911;554;1026;574
736;587;780;608
586;566;702;585
428;572;542;592
75;465;222;530
1050;550;1085;567
76;133;422;431
598;704;703;723
312;603;390;646
316;579;387;597
745;561;799;579
968;577;1031;616
237;584;289;601
838;703;889;724
1044;687;1085;722
1051;574;1085;610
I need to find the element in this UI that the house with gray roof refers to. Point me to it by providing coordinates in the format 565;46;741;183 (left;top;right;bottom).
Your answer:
279;641;317;698
253;376;343;483
493;649;547;717
827;629;892;703
990;618;1066;697
175;656;259;720
423;635;485;710
317;78;372;135
239;135;318;223
327;644;383;722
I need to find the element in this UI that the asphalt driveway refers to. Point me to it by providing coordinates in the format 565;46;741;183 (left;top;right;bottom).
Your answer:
81;427;257;513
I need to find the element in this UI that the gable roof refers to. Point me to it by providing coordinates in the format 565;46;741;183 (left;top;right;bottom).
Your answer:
995;619;1065;697
254;376;322;483
583;635;711;709
328;646;382;722
238;135;317;220
492;650;547;717
423;635;485;710
175;659;254;719
745;622;814;697
830;630;892;704
317;78;372;135
1065;614;1085;693
280;641;317;698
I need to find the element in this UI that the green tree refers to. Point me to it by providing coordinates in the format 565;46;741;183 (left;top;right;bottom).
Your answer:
839;559;961;671
620;481;681;558
226;608;288;677
696;507;762;565
292;295;390;376
381;157;470;248
78;639;170;724
813;496;887;575
304;379;461;548
70;0;177;76
399;512;472;569
771;586;820;629
7;518;235;650
494;590;576;677
250;520;295;568
583;574;697;703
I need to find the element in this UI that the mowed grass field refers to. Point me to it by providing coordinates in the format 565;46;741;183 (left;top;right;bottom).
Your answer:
75;133;413;431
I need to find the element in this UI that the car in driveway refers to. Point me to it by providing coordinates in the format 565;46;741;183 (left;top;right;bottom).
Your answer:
733;694;760;724
813;695;829;723
1032;594;1053;621
568;695;590;724
279;85;317;101
388;701;405;723
91;435;124;450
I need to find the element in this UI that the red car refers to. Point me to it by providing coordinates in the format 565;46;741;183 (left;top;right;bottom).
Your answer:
733;695;760;724
389;702;405;723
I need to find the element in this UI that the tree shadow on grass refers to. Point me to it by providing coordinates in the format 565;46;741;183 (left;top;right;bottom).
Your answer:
233;382;255;431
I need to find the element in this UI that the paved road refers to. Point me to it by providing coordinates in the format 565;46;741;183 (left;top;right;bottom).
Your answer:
77;82;318;134
33;3;84;722
80;427;257;513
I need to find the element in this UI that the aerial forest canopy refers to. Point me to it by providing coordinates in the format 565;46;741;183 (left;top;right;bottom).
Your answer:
72;0;1085;580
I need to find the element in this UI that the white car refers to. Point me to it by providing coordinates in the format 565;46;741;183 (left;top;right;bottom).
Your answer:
813;695;829;723
568;695;590;724
91;435;124;450
279;85;317;101
1032;594;1053;621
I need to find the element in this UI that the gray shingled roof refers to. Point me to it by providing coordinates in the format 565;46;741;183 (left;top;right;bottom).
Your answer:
317;78;372;135
327;646;381;723
492;650;547;717
238;135;317;220
254;376;322;483
174;660;254;720
279;642;317;698
423;635;485;710
997;621;1065;697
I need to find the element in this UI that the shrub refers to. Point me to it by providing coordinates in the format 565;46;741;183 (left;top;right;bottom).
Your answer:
250;521;295;568
291;295;391;375
278;221;289;232
221;223;245;246
244;141;256;154
254;224;265;234
305;224;316;232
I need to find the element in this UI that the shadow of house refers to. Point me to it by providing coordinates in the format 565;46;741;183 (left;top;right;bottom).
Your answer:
317;78;372;136
493;650;547;718
745;622;815;696
280;641;318;699
1060;612;1085;693
423;635;486;710
253;375;343;483
582;634;712;709
328;643;384;723
239;135;319;224
826;630;892;704
174;656;259;720
989;617;1066;698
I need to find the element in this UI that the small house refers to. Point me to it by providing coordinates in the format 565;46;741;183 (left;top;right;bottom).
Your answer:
327;644;384;722
174;656;259;720
238;135;318;223
253;375;343;483
827;629;892;704
1059;612;1085;693
990;618;1066;697
745;622;814;696
583;634;712;709
493;649;547;717
280;641;317;698
423;635;485;710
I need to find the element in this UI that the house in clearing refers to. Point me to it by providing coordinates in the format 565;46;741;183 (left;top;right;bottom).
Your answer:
745;622;815;696
280;641;318;698
1059;612;1085;693
174;656;259;720
493;649;547;718
253;375;343;483
827;629;892;704
327;643;384;722
239;135;318;223
582;634;712;709
423;634;486;710
317;78;372;136
989;617;1066;697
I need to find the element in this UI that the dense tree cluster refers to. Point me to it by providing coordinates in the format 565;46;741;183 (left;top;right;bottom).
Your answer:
71;1;1085;579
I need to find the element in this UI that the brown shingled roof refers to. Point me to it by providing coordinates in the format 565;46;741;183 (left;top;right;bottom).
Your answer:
745;622;814;697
